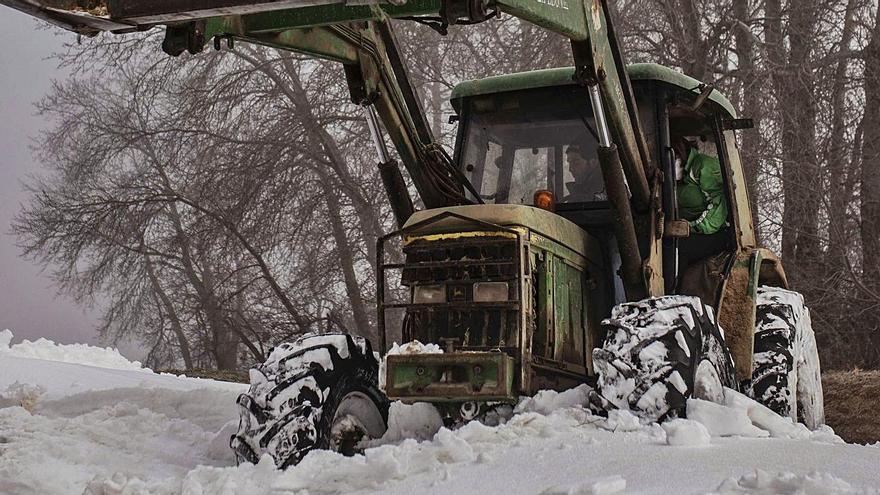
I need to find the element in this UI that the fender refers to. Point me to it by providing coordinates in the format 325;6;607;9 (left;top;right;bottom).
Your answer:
716;247;789;381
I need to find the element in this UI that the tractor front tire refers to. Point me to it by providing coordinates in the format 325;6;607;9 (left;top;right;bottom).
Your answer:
749;286;824;429
591;296;736;422
230;333;389;468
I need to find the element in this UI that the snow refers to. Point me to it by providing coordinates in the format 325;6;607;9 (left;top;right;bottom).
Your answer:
687;398;769;438
542;476;627;495
0;329;146;371
662;418;712;446
602;409;642;432
515;383;591;415
723;387;813;439
694;360;726;403
2;334;879;494
712;470;878;495
370;402;444;444
262;333;368;371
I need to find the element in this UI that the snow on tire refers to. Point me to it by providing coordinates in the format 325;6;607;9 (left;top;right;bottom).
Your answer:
749;286;824;429
230;333;389;468
591;296;736;422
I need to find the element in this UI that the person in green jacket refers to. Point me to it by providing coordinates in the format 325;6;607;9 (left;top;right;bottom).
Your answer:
672;138;728;235
671;137;731;273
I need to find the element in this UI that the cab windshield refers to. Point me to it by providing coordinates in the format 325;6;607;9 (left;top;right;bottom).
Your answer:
457;86;605;205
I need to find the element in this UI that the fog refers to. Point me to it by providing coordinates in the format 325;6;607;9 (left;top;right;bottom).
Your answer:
0;12;103;348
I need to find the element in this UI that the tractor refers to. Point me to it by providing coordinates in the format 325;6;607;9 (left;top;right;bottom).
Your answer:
2;0;824;469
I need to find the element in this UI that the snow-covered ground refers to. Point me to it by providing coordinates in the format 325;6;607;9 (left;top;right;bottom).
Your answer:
1;331;879;495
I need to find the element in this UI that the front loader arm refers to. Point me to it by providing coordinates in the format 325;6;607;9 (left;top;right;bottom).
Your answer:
3;0;662;297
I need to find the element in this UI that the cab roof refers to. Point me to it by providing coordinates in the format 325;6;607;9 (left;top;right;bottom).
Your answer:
450;63;737;118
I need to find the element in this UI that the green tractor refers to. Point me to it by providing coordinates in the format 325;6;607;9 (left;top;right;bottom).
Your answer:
3;0;824;470
228;64;824;466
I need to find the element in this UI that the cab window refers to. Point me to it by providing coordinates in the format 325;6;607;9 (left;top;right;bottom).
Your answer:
458;86;604;205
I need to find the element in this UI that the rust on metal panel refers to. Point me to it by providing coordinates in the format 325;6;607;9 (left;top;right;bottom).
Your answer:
756;248;788;289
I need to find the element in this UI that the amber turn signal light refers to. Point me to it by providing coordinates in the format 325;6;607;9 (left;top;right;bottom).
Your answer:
533;189;556;212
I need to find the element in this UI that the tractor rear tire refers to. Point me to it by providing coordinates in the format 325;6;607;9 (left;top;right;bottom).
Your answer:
749;286;824;429
230;333;389;468
591;296;736;422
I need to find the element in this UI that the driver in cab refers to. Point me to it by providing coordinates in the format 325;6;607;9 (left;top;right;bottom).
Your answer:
564;144;606;202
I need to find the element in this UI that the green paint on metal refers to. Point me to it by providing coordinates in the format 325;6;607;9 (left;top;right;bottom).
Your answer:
530;247;587;367
229;27;360;64
451;63;737;118
528;232;586;269
202;0;439;59
385;352;515;402
535;251;553;359
403;204;599;260
495;0;588;41
747;250;763;298
553;256;570;361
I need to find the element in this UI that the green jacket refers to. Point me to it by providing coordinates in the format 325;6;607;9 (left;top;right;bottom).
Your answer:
677;149;728;234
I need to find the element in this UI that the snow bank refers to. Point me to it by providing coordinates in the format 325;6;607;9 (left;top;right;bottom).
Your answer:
0;329;146;371
682;391;842;444
0;387;243;494
0;354;244;405
270;406;603;494
2;346;878;495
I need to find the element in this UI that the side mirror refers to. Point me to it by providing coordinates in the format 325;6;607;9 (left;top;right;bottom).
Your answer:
664;219;690;238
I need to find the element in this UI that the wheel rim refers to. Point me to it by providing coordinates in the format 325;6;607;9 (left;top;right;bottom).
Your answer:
329;391;386;455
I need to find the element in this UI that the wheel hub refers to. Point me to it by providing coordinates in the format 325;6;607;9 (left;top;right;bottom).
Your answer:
329;391;386;455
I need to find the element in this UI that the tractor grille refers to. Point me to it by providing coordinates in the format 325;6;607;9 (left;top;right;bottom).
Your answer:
401;237;519;284
396;235;521;349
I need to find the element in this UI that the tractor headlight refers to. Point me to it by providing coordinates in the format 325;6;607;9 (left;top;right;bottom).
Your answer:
413;284;446;304
473;282;509;302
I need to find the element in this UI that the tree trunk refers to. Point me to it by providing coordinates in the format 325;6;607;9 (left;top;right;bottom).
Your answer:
766;0;821;288
786;1;821;288
824;0;858;268
861;7;880;289
318;172;375;339
164;202;239;369
732;0;763;242
144;252;194;369
202;261;239;370
676;0;710;81
279;56;386;281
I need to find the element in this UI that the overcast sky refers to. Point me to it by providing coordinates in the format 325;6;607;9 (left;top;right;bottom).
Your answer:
0;11;104;348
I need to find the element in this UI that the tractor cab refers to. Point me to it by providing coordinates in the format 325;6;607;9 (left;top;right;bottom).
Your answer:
453;71;609;211
451;64;756;300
